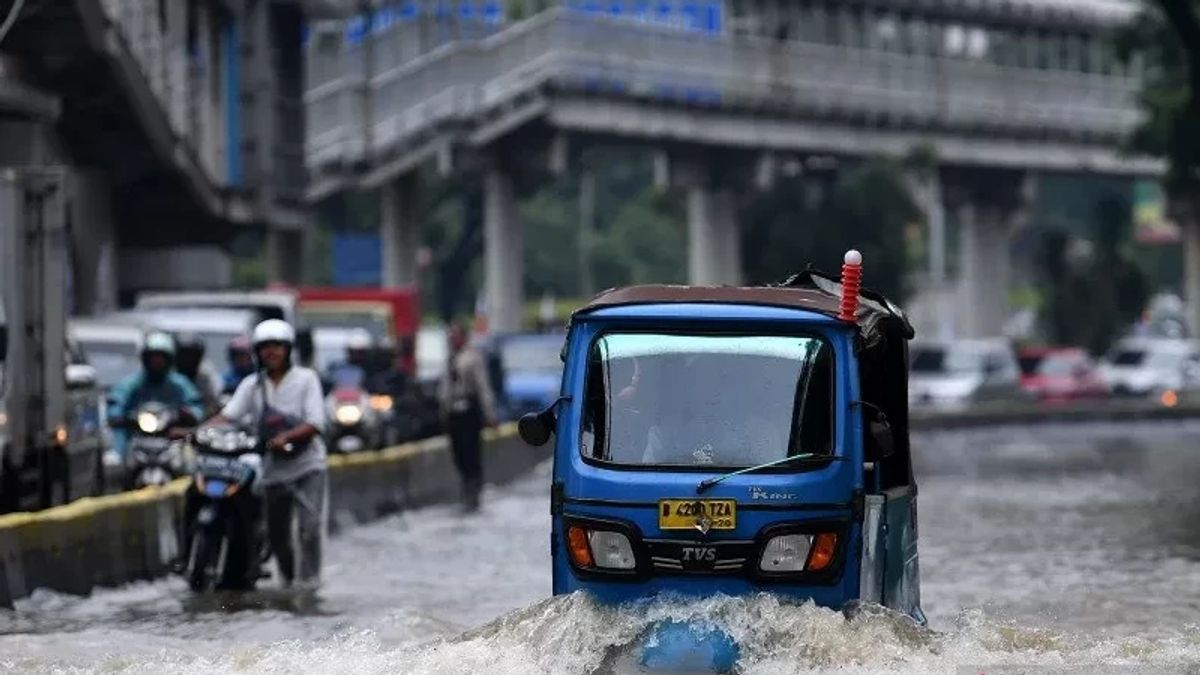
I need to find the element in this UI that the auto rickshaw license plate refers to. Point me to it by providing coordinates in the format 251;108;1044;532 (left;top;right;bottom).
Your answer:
658;499;736;530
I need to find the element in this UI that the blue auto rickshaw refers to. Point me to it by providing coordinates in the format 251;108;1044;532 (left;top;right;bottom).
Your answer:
519;254;922;672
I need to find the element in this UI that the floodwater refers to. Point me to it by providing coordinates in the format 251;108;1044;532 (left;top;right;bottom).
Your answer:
3;422;1200;673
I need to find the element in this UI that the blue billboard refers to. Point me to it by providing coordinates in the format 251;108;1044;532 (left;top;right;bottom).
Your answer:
332;233;382;286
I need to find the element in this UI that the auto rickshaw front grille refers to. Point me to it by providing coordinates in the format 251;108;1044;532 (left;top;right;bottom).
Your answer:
643;539;756;576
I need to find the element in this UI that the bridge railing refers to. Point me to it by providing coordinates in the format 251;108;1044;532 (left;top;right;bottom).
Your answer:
306;8;1142;171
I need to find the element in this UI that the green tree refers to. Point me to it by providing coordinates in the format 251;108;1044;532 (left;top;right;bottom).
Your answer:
1118;2;1200;206
742;159;916;301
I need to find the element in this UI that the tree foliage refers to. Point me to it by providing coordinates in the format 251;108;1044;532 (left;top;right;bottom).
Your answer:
742;159;917;302
1118;1;1200;203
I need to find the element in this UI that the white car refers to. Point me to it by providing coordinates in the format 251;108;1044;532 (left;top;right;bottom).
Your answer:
908;339;1022;410
1099;338;1200;398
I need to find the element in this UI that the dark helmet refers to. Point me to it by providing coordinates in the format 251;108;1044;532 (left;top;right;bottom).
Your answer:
228;334;253;362
174;332;206;379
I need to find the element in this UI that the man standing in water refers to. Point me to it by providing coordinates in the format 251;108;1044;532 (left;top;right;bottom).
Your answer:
439;323;498;512
209;319;328;588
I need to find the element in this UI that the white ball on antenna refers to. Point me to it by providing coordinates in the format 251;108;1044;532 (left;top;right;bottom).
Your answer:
844;249;862;266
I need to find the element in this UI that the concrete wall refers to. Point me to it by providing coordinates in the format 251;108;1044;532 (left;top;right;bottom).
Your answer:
0;425;547;607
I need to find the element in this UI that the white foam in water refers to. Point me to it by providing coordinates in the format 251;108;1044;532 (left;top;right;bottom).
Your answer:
12;593;1200;674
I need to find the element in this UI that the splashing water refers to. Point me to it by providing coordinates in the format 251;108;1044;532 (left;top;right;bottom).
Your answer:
4;424;1200;673
8;592;1200;674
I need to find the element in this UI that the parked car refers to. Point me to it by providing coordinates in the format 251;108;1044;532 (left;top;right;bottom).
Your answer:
908;338;1023;410
493;332;565;421
68;318;146;392
1017;347;1110;402
1099;338;1200;399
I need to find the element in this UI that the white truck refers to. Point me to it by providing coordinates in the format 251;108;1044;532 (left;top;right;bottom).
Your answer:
0;169;106;512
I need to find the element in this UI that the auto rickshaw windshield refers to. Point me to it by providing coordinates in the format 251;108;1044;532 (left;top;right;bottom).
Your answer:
581;332;834;469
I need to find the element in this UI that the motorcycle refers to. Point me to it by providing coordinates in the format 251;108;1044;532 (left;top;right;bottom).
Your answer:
184;423;267;592
123;401;192;489
325;365;384;453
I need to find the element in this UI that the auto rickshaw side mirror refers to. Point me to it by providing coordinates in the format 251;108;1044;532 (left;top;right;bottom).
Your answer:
856;401;894;461
867;415;895;460
518;408;556;447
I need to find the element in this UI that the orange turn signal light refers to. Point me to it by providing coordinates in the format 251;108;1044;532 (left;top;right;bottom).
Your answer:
567;525;594;568
1162;389;1179;408
806;532;838;572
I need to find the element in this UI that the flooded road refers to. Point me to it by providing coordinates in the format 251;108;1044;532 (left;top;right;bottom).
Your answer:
3;422;1200;673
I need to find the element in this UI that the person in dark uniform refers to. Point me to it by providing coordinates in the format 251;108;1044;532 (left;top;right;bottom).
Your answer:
438;323;498;512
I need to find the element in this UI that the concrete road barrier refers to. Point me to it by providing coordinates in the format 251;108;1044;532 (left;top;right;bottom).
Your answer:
910;400;1200;430
0;424;547;608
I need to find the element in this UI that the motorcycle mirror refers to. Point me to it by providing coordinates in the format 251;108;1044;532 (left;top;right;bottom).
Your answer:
66;363;97;390
518;409;555;447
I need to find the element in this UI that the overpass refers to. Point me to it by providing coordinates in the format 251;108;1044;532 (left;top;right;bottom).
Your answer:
0;0;345;311
305;0;1162;336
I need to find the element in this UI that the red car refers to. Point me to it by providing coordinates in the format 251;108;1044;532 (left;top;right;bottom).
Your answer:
1017;347;1110;402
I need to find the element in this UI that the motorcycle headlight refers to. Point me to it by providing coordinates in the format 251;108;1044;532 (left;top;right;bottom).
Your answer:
335;404;364;425
137;411;167;434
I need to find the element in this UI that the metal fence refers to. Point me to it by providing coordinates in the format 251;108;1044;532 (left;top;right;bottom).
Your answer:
306;7;1143;172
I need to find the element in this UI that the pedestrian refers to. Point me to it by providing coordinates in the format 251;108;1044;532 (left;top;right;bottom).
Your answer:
438;322;498;512
208;319;328;589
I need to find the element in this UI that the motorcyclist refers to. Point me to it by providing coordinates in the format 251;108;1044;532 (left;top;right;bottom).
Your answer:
108;331;204;461
206;319;328;589
175;332;223;415
223;335;257;395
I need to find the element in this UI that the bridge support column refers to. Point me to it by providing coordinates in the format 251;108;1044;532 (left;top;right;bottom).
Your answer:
955;203;1009;338
381;174;419;287
687;185;741;286
67;170;118;315
483;164;524;334
1183;218;1200;337
950;172;1033;339
265;228;304;286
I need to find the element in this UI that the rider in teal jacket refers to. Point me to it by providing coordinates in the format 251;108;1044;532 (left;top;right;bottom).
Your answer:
108;331;204;459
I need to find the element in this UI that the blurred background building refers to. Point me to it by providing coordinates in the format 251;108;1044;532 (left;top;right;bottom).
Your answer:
2;0;1195;352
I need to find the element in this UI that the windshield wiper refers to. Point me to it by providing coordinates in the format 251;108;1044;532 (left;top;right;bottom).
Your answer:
695;453;841;494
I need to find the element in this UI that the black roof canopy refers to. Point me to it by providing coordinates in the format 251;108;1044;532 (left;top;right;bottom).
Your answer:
573;268;915;348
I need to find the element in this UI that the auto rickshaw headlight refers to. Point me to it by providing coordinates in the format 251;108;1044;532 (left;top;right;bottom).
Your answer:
759;532;839;573
760;534;813;573
587;530;636;570
567;525;636;570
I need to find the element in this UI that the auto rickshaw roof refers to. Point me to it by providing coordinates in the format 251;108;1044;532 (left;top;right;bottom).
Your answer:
573;268;914;347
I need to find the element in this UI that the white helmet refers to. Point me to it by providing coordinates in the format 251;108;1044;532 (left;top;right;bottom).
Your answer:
252;319;296;348
142;330;176;357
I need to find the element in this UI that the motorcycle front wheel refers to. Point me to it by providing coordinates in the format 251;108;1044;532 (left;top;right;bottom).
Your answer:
187;530;226;592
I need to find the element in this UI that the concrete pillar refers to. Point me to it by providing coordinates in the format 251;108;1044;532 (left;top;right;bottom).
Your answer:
955;202;1011;338
68;170;119;315
483;165;524;334
265;228;303;285
1183;218;1200;338
380;173;419;287
687;185;742;286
